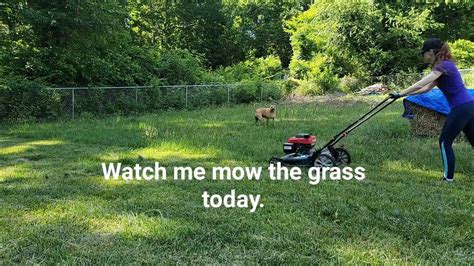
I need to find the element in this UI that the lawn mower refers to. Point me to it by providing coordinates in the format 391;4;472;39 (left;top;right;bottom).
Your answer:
270;96;397;167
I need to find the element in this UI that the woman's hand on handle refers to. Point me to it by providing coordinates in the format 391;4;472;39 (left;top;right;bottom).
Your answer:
388;92;404;99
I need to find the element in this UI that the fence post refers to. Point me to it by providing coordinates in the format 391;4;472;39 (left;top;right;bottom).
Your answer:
185;86;188;108
135;88;138;105
72;88;75;119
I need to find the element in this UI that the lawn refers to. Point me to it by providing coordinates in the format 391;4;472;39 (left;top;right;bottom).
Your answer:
0;96;472;264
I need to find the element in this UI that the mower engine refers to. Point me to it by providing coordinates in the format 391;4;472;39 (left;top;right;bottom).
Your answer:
271;96;397;167
283;133;317;155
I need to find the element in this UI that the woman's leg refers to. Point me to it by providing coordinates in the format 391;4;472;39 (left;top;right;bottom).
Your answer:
439;111;469;179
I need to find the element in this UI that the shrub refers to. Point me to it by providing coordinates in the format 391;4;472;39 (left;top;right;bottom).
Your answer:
339;75;360;93
232;79;260;103
0;77;62;121
218;55;283;82
462;71;474;88
155;49;207;85
296;80;322;96
261;80;285;101
451;39;474;69
313;68;340;94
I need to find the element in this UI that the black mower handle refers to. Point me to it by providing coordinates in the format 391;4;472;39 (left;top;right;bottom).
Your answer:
323;96;398;148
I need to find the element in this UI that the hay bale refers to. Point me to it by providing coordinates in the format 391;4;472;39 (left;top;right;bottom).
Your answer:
405;101;468;143
404;101;446;137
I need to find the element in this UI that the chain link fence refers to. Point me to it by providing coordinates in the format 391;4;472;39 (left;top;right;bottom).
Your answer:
46;82;284;119
46;69;474;119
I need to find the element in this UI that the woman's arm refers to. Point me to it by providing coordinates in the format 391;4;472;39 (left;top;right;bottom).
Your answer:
405;81;437;96
399;70;442;96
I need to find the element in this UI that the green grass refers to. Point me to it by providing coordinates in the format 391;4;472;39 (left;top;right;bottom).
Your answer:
1;97;473;264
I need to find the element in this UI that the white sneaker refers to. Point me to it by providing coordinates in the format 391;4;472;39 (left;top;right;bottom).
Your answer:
441;176;454;182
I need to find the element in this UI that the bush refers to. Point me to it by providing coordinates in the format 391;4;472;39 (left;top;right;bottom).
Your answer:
218;56;283;82
451;39;474;69
212;56;285;103
289;53;329;80
232;80;260;103
230;78;285;103
462;71;474;88
313;68;340;94
0;77;62;121
155;49;208;85
261;81;285;101
296;80;322;96
339;75;360;93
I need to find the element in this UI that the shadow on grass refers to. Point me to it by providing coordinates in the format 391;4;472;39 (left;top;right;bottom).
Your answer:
1;101;472;263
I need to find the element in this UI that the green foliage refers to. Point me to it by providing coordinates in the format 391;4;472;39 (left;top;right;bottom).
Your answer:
339;75;362;93
462;72;474;88
296;80;322;96
429;2;474;41
288;52;341;95
261;80;285;101
294;71;339;96
1;1;474;120
313;69;340;94
218;55;283;82
450;39;474;69
154;49;208;85
222;1;312;68
128;0;232;68
232;80;260;103
287;1;438;76
0;1;137;86
0;77;61;120
216;56;285;102
285;1;441;94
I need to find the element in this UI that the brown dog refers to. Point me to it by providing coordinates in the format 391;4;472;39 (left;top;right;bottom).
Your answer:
255;105;276;125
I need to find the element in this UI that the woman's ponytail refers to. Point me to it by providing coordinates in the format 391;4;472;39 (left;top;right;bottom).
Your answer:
432;42;454;68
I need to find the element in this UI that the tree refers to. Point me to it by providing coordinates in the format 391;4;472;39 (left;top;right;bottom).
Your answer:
285;1;441;83
222;0;311;68
128;0;233;68
429;2;474;41
0;0;149;86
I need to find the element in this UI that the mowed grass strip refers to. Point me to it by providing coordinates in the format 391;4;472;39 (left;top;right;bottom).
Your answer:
0;96;472;264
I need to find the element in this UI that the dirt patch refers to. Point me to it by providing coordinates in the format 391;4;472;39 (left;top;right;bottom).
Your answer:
280;93;386;107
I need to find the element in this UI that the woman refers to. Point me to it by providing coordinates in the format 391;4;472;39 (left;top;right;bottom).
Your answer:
390;38;474;182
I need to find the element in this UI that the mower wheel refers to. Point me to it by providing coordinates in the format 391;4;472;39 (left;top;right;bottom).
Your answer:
335;148;351;165
313;154;335;168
